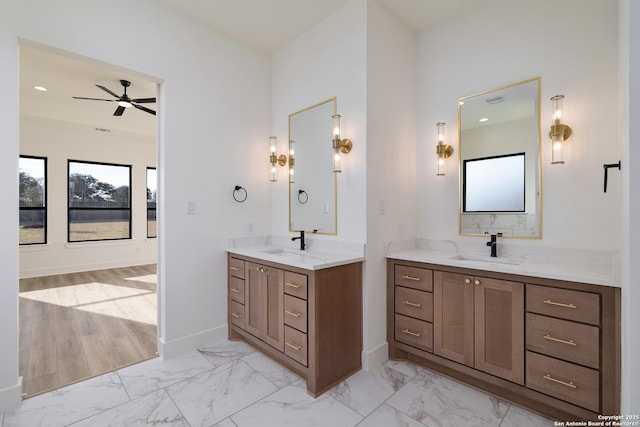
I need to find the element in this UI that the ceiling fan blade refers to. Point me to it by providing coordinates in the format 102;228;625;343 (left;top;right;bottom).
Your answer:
113;105;126;116
133;104;156;115
72;96;116;102
96;84;121;98
131;97;156;104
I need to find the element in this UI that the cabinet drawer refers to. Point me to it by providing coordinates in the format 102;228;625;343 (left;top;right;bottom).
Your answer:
395;286;433;322
284;325;308;366
284;294;307;333
526;351;599;412
230;300;245;329
229;276;245;304
527;284;599;325
229;257;245;279
526;313;599;369
395;314;433;352
395;265;433;292
284;271;308;300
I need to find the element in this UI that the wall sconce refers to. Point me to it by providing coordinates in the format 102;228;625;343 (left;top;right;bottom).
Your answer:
269;136;287;182
550;95;572;165
288;140;295;183
332;114;353;173
436;122;453;176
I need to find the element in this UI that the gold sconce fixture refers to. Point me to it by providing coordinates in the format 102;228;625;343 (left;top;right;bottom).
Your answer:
550;95;572;165
436;122;453;176
332;114;353;173
288;140;295;183
269;136;287;182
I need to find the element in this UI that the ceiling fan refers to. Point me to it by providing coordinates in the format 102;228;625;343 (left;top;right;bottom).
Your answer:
72;79;156;116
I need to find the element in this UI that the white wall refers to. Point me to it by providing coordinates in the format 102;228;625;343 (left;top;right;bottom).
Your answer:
19;116;157;277
0;0;272;410
417;0;620;250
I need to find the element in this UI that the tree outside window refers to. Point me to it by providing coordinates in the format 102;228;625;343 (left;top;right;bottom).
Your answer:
19;156;47;245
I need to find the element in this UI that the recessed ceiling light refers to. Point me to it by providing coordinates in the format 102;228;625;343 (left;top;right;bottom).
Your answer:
479;118;489;122
33;85;47;92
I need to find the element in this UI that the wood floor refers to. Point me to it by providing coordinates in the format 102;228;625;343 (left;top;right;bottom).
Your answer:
19;264;158;398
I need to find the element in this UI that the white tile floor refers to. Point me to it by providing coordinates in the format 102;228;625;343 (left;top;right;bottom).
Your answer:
1;340;554;427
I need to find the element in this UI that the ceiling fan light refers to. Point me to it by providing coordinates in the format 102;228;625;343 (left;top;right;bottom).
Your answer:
118;100;132;108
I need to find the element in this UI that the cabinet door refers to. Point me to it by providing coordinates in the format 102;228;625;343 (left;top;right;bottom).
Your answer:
245;262;263;338
263;265;284;351
433;271;474;365
474;277;524;384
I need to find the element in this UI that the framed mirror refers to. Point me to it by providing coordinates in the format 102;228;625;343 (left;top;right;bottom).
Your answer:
288;98;337;235
458;77;541;238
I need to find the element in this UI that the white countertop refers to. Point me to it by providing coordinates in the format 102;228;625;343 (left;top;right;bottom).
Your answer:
385;239;620;287
226;235;365;271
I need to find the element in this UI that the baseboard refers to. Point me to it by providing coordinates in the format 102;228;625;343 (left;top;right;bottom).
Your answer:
0;376;22;412
158;324;228;359
361;341;389;371
19;257;157;279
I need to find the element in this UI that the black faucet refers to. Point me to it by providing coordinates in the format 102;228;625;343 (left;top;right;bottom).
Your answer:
486;232;502;257
292;230;305;251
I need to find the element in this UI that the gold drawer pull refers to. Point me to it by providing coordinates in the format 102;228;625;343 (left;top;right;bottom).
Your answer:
402;328;421;337
402;300;421;308
402;275;421;282
230;266;240;271
285;282;302;289
543;299;577;309
286;341;302;351
230;287;240;293
285;309;301;318
230;312;241;319
543;334;576;346
543;374;577;389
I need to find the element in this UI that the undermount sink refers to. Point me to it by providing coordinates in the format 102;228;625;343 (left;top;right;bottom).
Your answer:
260;248;327;263
450;254;524;266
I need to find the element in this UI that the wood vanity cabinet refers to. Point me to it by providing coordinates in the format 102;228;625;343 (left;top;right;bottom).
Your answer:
228;253;362;397
387;258;620;421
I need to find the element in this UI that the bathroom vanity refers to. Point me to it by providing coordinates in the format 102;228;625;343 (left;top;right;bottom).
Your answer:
386;247;620;421
227;241;364;397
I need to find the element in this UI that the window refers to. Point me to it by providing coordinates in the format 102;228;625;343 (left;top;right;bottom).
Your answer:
147;167;157;238
19;156;47;245
68;160;131;242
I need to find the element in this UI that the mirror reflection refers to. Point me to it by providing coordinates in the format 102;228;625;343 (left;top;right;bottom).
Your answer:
289;98;337;235
459;77;541;238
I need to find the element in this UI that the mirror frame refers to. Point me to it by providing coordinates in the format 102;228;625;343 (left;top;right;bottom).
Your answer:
458;77;542;239
288;97;338;235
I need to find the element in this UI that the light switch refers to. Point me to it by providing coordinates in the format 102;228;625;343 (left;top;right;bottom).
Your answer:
186;201;196;215
378;200;385;215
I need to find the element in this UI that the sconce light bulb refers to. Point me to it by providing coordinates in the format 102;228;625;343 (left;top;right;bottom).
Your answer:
270;146;276;154
438;157;445;166
553;141;563;151
290;149;295;156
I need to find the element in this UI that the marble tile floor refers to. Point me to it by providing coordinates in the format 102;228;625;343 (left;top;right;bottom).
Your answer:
1;339;555;427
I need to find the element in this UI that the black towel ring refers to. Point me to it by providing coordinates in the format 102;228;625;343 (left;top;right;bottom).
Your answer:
297;189;308;204
233;185;247;203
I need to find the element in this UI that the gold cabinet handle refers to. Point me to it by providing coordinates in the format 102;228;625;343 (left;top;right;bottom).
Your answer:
286;341;302;351
285;282;301;289
230;266;240;271
230;312;241;319
474;279;480;286
230;287;240;293
465;278;471;284
402;300;421;308
401;275;421;282
543;299;577;309
543;374;577;389
543;334;576;346
402;328;421;337
285;309;301;318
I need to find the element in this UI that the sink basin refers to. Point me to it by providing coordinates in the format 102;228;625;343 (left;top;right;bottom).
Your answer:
450;254;523;266
260;248;328;264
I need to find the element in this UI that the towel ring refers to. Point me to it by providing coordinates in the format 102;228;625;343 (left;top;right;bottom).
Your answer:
297;189;308;204
233;185;247;203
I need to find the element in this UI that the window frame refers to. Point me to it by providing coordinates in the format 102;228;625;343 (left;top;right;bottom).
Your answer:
19;155;48;245
146;167;157;238
67;159;132;243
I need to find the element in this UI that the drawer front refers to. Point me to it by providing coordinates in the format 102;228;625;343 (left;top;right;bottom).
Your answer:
395;286;433;322
284;271;308;300
526;351;599;412
284;294;307;333
229;300;245;329
526;313;599;369
527;284;600;325
229;276;245;304
284;325;308;367
395;265;433;292
229;257;245;279
395;313;433;353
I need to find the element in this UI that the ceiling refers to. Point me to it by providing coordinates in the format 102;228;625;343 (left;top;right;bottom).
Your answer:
20;1;492;137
